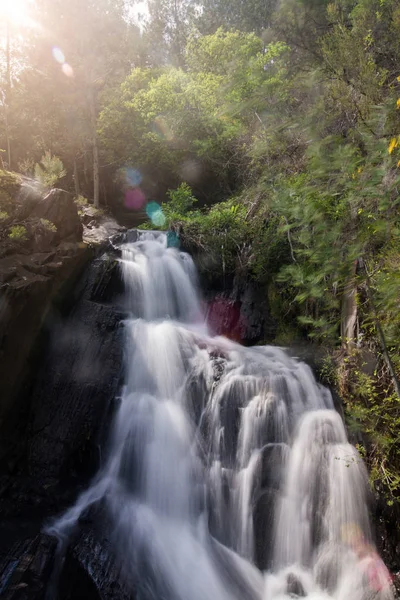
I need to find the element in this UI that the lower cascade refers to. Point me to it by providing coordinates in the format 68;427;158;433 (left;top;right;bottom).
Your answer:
49;231;394;600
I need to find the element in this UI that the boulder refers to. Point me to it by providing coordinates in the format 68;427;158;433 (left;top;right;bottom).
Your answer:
58;528;133;600
253;489;278;570
0;533;57;599
30;189;82;243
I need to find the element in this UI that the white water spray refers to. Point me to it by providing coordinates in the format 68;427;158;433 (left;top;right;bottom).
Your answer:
48;232;394;600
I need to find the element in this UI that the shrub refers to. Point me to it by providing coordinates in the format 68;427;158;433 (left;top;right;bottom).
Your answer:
163;183;197;221
8;225;27;242
34;151;66;189
74;194;88;207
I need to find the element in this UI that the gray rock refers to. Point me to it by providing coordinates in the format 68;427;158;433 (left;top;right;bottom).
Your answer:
30;189;83;243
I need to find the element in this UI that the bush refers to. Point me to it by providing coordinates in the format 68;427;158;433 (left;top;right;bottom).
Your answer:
34;151;66;189
74;194;88;207
8;225;27;242
163;183;197;221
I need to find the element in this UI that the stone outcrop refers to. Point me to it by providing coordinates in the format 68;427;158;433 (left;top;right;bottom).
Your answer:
0;240;126;599
30;188;83;243
0;183;88;433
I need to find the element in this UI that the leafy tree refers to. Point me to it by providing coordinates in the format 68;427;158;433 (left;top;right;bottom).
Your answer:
99;30;289;198
0;0;142;206
197;0;278;35
144;0;197;66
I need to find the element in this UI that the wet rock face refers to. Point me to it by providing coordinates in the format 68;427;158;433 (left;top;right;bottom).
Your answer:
0;246;90;431
14;252;124;480
0;179;125;438
27;255;124;479
0;247;127;599
0;534;57;600
59;528;133;600
205;278;276;345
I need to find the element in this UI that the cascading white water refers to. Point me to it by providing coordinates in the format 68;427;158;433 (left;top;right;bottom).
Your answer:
49;231;394;600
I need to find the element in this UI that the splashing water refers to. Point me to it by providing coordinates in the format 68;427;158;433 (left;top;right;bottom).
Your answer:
48;232;394;600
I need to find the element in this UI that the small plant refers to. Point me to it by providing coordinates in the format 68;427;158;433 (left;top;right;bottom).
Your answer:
162;183;198;224
74;194;88;207
8;225;27;241
40;218;57;232
34;151;66;189
319;354;338;386
0;210;8;220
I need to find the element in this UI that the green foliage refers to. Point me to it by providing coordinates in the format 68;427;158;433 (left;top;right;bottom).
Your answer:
186;29;263;76
98;32;289;194
0;211;9;220
319;354;339;387
34;152;66;189
40;218;57;232
74;195;89;207
163;183;197;222
8;225;27;242
337;349;400;501
197;0;278;34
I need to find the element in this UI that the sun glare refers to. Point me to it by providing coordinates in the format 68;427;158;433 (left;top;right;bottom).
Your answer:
0;0;33;29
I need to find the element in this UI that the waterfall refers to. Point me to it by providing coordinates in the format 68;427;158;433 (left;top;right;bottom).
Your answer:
48;231;394;600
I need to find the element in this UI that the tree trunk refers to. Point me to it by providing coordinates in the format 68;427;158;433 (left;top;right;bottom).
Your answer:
4;107;11;171
73;158;80;197
5;18;12;169
93;139;100;209
88;89;100;208
340;260;358;347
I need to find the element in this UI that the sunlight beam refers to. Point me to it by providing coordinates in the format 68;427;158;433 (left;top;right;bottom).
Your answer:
0;0;34;30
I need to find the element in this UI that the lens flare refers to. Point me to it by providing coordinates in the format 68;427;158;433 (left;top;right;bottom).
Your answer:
125;167;142;187
146;202;166;227
0;0;33;28
153;116;174;142
167;231;180;248
125;188;146;211
62;63;74;78
52;47;65;64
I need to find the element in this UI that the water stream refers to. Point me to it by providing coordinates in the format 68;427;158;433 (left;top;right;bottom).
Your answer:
49;231;394;600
